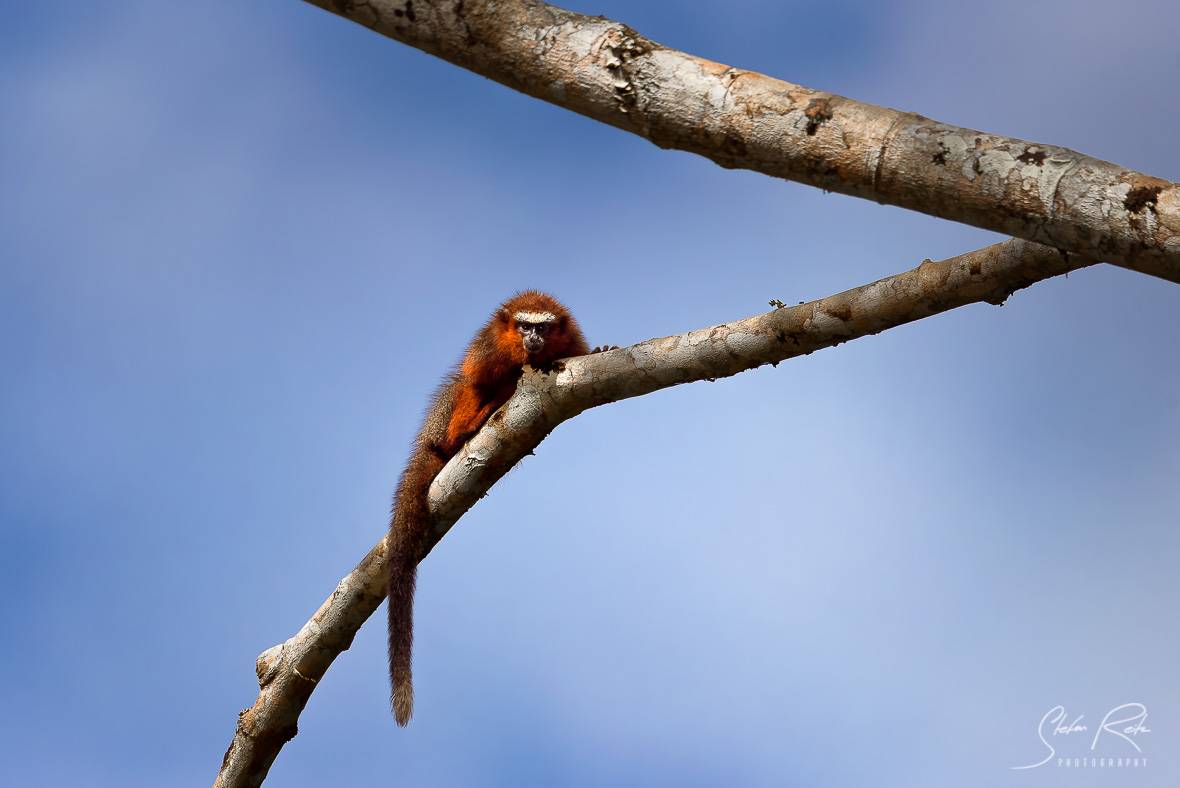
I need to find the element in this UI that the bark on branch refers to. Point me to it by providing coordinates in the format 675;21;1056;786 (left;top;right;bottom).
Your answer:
303;0;1180;283
215;239;1093;787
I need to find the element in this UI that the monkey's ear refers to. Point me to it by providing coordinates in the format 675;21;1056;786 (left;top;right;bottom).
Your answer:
498;308;511;323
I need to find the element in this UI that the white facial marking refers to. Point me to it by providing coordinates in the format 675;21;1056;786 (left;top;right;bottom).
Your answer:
513;311;556;323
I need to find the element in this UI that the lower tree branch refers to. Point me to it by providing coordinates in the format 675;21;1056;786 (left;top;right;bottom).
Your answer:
214;238;1093;787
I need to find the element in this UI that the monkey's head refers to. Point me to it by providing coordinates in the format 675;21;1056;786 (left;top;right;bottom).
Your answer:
496;291;587;365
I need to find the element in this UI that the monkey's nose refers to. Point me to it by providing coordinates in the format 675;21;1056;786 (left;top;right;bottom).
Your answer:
523;334;544;352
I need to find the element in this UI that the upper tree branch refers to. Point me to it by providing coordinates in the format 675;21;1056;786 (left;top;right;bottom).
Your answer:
215;239;1092;787
305;0;1179;283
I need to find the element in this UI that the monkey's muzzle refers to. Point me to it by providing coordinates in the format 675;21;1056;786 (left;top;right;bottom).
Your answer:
521;329;545;353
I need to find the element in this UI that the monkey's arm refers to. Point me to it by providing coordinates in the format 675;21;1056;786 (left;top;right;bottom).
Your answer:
444;384;501;453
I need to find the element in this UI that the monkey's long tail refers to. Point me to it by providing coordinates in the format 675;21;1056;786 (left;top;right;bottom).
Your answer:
388;540;416;727
388;453;442;727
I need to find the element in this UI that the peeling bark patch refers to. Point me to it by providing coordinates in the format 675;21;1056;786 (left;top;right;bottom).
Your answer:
932;143;948;165
804;98;833;136
969;259;982;276
823;302;852;321
601;25;653;118
1017;147;1046;166
1125;184;1162;214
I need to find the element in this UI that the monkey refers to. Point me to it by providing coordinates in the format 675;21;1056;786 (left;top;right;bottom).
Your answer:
387;290;590;726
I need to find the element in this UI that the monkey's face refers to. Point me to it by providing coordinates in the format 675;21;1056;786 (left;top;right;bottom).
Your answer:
511;310;558;357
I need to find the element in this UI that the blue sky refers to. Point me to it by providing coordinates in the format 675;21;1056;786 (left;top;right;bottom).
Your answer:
2;1;1178;786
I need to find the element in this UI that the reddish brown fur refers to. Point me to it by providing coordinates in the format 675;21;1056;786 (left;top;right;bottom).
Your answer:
388;291;589;725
